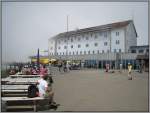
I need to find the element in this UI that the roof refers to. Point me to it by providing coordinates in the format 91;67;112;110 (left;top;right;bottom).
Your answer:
53;20;137;38
130;45;149;49
136;55;149;60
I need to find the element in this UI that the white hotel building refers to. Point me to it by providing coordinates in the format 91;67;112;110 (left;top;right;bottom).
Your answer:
48;20;140;69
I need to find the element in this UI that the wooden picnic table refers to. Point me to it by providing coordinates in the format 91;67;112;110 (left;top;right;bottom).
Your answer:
6;82;36;85
3;77;39;85
2;97;47;112
2;85;29;90
2;84;29;97
10;75;41;78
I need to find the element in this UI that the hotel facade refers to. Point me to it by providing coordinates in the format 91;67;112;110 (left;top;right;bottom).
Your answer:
48;20;148;69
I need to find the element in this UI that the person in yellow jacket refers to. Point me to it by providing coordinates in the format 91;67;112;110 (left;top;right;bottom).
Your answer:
128;63;132;80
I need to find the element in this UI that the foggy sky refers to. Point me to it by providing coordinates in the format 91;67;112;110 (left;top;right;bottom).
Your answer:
2;2;148;63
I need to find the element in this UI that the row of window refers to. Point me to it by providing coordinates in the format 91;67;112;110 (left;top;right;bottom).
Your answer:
49;49;122;55
55;40;120;50
56;31;120;44
131;49;149;53
57;43;99;50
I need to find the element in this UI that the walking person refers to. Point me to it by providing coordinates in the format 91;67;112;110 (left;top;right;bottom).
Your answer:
63;61;67;72
128;63;132;80
66;61;70;72
48;62;52;75
119;63;123;73
58;60;62;72
105;64;109;72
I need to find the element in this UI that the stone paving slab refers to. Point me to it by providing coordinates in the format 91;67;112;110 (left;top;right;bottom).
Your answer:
51;69;148;112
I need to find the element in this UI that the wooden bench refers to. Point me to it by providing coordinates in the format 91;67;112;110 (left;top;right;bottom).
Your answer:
2;97;49;112
2;85;29;97
1;75;53;111
10;75;41;78
4;77;39;85
1;77;12;85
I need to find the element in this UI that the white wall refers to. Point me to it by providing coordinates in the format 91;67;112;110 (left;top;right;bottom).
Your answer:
125;22;137;52
55;31;111;55
48;38;55;55
111;28;125;53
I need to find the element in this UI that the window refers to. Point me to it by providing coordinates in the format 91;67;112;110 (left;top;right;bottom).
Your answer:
78;44;81;48
94;43;98;47
119;49;121;53
58;47;61;49
84;51;86;54
102;50;104;53
80;51;82;55
73;52;74;55
78;37;80;41
97;50;100;54
146;49;149;53
99;32;102;36
66;52;68;55
82;34;84;38
86;44;89;47
93;51;95;54
104;32;107;37
50;47;53;50
63;52;64;55
64;46;67;49
76;51;78;55
58;40;61;44
86;37;89;40
56;53;58;55
88;51;90;54
91;33;93;37
104;42;107;46
116;32;119;36
69;52;71;55
95;34;98;39
51;53;53;55
71;45;73;48
139;50;144;53
107;50;109;53
60;53;61;55
114;49;116;53
116;40;120;44
131;50;136;53
71;38;73;42
64;40;67;42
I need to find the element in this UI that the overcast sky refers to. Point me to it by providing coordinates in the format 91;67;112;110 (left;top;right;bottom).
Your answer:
2;2;148;63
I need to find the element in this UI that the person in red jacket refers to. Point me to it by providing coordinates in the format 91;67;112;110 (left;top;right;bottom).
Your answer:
39;65;48;76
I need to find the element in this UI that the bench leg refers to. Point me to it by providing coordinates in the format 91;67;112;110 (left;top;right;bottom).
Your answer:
33;100;37;112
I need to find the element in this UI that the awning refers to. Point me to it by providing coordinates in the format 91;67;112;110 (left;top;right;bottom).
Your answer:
136;55;149;60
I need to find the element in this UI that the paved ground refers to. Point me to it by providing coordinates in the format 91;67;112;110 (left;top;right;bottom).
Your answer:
50;69;148;112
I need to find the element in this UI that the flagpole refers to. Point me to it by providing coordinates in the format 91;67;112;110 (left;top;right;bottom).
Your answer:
37;48;40;71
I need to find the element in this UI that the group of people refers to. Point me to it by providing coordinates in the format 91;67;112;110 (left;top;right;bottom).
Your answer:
24;64;59;109
105;63;133;80
58;60;70;72
9;64;49;76
8;63;58;109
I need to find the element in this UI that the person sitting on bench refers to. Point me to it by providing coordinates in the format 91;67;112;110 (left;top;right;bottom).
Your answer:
36;74;58;108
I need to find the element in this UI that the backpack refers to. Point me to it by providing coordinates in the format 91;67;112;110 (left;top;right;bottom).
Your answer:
27;84;39;98
49;76;53;84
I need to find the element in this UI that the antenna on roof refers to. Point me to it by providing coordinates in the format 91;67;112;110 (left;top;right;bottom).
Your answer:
67;15;69;32
131;9;134;23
